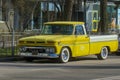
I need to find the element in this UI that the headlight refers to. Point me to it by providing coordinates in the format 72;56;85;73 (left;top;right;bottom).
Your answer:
46;48;55;53
49;48;55;53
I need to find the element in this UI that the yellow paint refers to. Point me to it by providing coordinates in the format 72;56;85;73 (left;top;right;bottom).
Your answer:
90;40;118;55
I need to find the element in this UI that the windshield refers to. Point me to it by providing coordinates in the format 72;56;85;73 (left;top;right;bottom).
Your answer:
41;24;74;35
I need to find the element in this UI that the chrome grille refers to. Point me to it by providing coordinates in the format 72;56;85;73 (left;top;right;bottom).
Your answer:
26;48;46;53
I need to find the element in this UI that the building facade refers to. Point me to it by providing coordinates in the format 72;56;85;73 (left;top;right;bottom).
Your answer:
0;0;120;32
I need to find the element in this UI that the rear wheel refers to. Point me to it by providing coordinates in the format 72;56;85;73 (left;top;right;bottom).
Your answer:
97;47;109;60
58;47;70;63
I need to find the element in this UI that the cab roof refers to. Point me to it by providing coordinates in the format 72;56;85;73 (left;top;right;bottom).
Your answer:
44;21;85;25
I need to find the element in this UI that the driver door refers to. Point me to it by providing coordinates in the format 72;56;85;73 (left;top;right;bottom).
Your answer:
74;25;90;57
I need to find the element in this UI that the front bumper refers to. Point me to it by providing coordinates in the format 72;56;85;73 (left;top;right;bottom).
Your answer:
19;52;59;58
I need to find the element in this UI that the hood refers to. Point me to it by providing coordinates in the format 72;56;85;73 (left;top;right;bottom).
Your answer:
19;35;73;41
19;35;75;45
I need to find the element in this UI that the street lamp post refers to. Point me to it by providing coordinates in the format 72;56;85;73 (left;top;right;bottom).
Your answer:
8;0;15;56
10;10;14;56
31;1;39;30
84;0;87;31
31;11;34;30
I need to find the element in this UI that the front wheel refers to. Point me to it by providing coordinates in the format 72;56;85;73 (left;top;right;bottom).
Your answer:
97;47;109;60
58;47;70;63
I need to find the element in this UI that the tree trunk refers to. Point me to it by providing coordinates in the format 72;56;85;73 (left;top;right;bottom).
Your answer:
63;0;74;21
99;0;108;34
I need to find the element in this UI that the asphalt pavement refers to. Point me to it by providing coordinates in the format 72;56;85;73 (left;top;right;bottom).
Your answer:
0;54;120;80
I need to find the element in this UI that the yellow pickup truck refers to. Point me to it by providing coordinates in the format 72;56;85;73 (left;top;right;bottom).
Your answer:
18;21;118;63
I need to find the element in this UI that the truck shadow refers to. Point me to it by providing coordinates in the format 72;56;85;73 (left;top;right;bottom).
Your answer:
70;56;97;62
32;54;118;63
31;56;98;63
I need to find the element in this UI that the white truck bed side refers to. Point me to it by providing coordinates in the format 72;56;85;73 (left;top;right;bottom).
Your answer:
90;35;118;42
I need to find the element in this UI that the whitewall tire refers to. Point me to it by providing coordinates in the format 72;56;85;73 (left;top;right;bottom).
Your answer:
59;47;70;63
97;47;109;60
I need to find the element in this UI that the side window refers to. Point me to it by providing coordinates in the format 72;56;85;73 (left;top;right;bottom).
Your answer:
75;25;84;35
